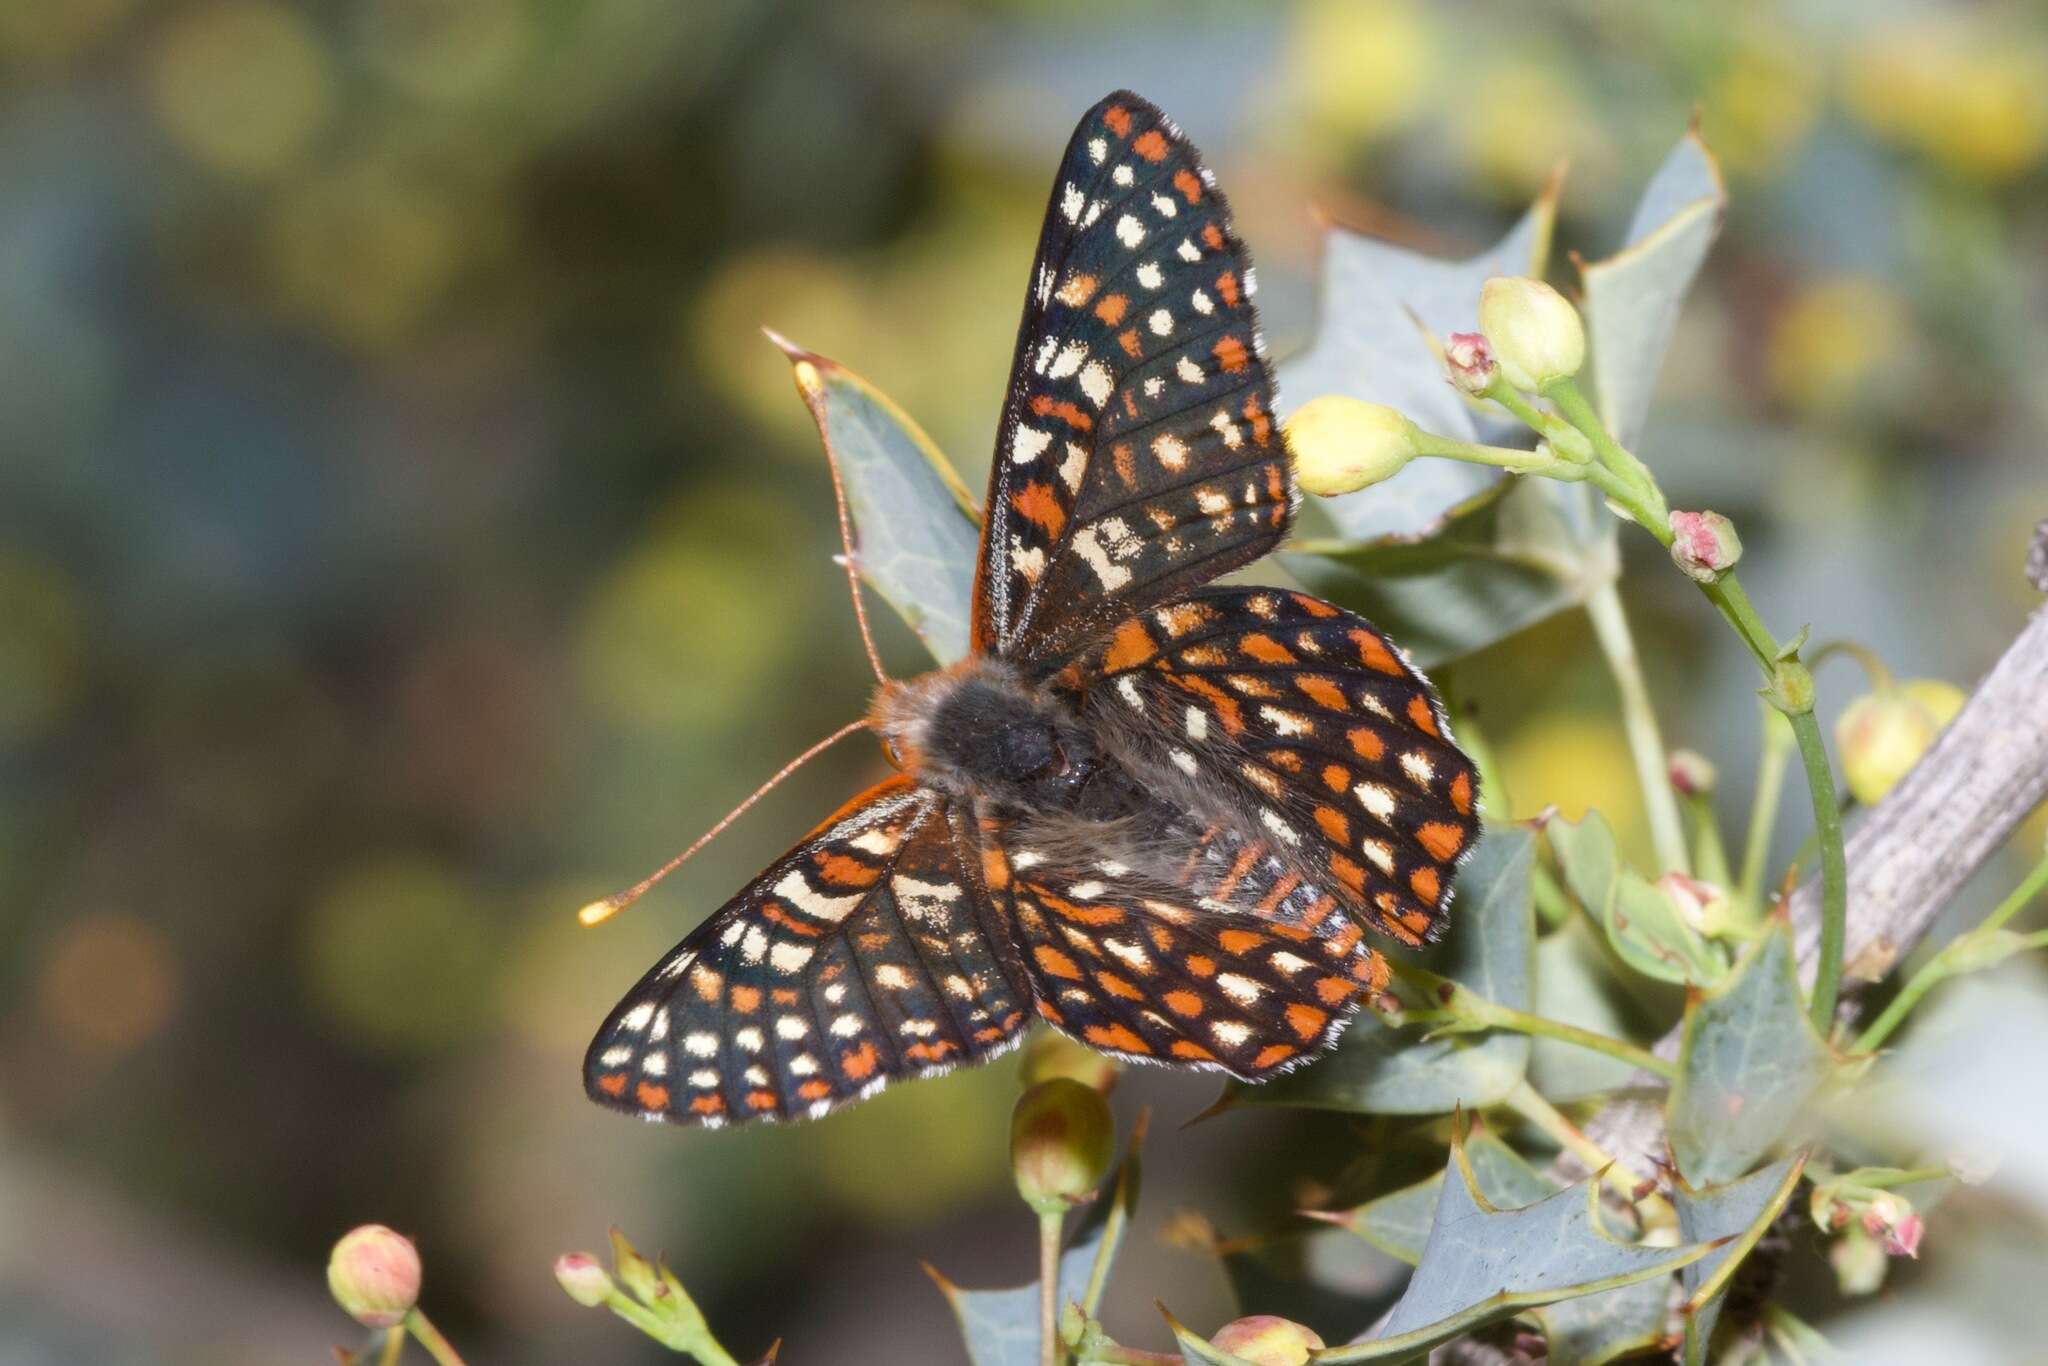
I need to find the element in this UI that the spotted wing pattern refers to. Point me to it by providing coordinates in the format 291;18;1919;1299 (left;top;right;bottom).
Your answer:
1058;587;1481;948
584;778;1031;1127
980;810;1390;1080
973;90;1290;665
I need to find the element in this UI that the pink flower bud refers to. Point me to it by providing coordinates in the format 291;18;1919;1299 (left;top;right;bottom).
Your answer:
1209;1315;1327;1365
1656;871;1730;936
1444;331;1499;396
1667;748;1717;796
1861;1194;1924;1257
555;1252;615;1307
326;1225;421;1329
1010;1078;1115;1213
1668;510;1743;583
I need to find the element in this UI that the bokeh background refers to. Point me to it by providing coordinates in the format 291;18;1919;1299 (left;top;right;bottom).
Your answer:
3;0;2045;1361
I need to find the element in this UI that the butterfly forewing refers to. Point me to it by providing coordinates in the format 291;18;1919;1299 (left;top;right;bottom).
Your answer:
974;90;1289;664
584;778;1030;1127
1061;587;1481;948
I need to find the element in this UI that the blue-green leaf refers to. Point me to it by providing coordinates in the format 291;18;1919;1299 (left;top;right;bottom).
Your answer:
774;331;980;665
1548;812;1726;987
1326;1129;1553;1265
1674;1153;1809;1366
1667;925;1834;1185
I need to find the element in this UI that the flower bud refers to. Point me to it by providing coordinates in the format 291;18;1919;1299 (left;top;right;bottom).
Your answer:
1831;1225;1889;1296
608;1226;661;1304
327;1225;421;1329
1444;331;1499;396
554;1252;615;1308
1657;872;1732;937
1209;1315;1328;1365
1667;748;1717;797
1478;277;1585;391
1667;510;1743;583
1861;1193;1924;1257
1836;679;1963;805
1285;396;1418;497
1010;1078;1115;1213
1019;1030;1119;1093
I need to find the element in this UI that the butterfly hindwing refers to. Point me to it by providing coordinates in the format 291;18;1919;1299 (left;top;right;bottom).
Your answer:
974;90;1289;665
584;778;1031;1127
1060;587;1481;949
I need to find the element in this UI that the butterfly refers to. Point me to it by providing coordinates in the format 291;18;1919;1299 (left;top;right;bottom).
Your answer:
584;91;1479;1127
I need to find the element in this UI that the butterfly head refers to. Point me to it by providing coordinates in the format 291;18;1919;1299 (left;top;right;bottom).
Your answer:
869;658;1094;806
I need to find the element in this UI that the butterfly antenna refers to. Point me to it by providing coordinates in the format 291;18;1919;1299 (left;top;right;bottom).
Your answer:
764;326;892;688
576;717;872;927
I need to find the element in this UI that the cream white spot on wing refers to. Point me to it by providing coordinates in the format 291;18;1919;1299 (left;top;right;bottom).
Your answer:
1116;676;1144;709
1009;538;1045;582
1152;433;1188;470
789;1051;817;1074
1363;838;1396;874
1148;308;1173;336
769;941;813;973
744;1064;769;1086
1191;288;1214;315
1116;213;1144;248
1176;237;1200;262
1402;751;1436;786
1171;747;1198;775
619;1002;654;1032
648;1008;670;1042
599;1045;633;1067
1271;950;1313;976
830;1014;864;1038
1150;191;1178;218
1261;807;1302;845
1068;880;1106;900
1105;938;1151;970
1012;425;1052;465
1112;163;1134;187
824;982;846;1005
1184;705;1209;740
1217;973;1263;1005
1061;182;1084;222
772;871;862;924
684;1031;719;1058
1211;1019;1252;1048
1072;518;1139;590
1088;137;1107;164
1079;360;1113;408
777;1016;810;1041
1049;341;1087;380
1176;356;1204;384
1210;409;1242;448
1261;706;1312;737
849;829;896;856
1136;261;1164;290
734;1026;764;1053
1195;487;1231;517
1355;781;1398;822
1013;850;1044;870
1143;376;1165;398
899;1018;937;1037
874;964;915;990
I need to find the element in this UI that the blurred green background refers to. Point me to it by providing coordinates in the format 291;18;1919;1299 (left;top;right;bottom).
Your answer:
2;0;2044;1361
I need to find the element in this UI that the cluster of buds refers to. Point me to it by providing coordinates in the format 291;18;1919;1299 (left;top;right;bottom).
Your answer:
1813;1178;1926;1293
553;1228;749;1360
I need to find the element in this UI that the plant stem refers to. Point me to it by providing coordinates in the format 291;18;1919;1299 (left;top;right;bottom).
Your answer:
1502;1079;1675;1228
378;1327;406;1366
1452;985;1677;1080
1854;848;2048;1052
1548;380;1667;521
1039;1210;1064;1366
1585;581;1691;876
401;1311;466;1366
1790;710;1849;1031
1739;710;1794;913
1408;428;1588;478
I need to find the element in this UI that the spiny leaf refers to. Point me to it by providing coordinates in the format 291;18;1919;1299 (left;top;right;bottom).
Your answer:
1324;1128;1552;1265
1548;811;1726;987
1668;925;1835;1185
1674;1153;1809;1366
1312;1121;1718;1363
773;330;980;665
1230;827;1534;1116
1578;127;1727;448
1526;1277;1670;1366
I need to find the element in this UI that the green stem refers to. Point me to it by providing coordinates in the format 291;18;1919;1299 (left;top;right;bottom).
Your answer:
1040;1210;1064;1366
1683;791;1734;889
1549;379;1668;522
378;1327;406;1366
1843;1165;1952;1190
1408;427;1589;478
1477;998;1678;1080
1739;710;1794;913
1790;710;1849;1032
401;1311;466;1366
1482;381;1594;461
1855;849;2048;1053
1586;581;1691;876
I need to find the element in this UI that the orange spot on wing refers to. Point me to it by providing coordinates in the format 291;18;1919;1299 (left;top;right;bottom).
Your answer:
1238;632;1296;664
1213;335;1249;373
747;1090;778;1111
632;1080;669;1109
1302;895;1337;928
1297;676;1349;710
1185;954;1216;978
1010;481;1068;537
1086;1022;1152;1053
1315;806;1351;844
1028;394;1094;432
1218;928;1263;955
1172;168;1203;203
1407;695;1441;736
1316;974;1359;1005
1033;944;1082;980
1164;673;1244;735
1171;1040;1216;1061
1215;270;1240;307
1242;393;1271;445
1450;771;1474;815
841;1040;879;1081
1286;1003;1329;1040
1292;593;1339;618
1104;105;1132;138
1252;1044;1295;1070
1112;442;1137;488
1378;909;1425;948
1202;223;1225;250
1322;763;1351;793
906;1039;957;1063
1351;629;1403;675
1164;989;1204;1017
815;851;882;886
1103;617;1157;672
596;1072;628;1097
983;844;1011;890
1118;328;1143;359
730;986;761;1014
762;903;824;937
1095;292;1128;325
1097;971;1144;1001
1347;726;1385;761
1330;855;1367;896
797;1080;831;1101
1417;822;1466;861
1410;866;1442;903
1036;998;1064;1024
1132;129;1170;162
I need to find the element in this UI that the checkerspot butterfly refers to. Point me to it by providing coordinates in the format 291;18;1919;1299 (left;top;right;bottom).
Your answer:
585;91;1480;1127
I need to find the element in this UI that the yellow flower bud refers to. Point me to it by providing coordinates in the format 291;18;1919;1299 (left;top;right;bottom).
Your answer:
327;1224;421;1329
1010;1078;1115;1213
1835;679;1964;805
1478;276;1585;392
1285;396;1417;497
1209;1315;1328;1365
